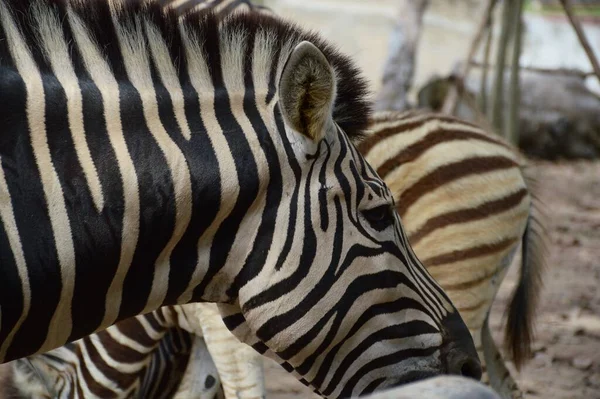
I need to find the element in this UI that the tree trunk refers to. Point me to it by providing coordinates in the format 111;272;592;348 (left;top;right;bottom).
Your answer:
375;0;430;112
490;0;514;134
441;0;498;115
507;0;524;145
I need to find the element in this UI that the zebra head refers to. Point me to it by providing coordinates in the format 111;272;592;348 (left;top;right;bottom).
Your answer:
216;26;482;398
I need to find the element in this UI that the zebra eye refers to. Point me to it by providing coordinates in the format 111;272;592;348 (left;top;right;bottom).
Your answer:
362;205;394;231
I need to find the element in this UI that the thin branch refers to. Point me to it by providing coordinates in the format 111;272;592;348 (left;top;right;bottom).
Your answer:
441;0;498;115
558;0;600;83
479;12;495;113
452;75;494;131
471;61;595;78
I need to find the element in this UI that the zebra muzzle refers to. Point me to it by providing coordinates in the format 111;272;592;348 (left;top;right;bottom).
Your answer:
440;311;483;381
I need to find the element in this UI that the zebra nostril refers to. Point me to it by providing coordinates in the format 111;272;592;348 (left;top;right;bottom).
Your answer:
460;357;483;380
205;375;216;389
445;345;483;381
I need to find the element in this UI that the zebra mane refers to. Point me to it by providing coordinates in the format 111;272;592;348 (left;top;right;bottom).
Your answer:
0;0;371;140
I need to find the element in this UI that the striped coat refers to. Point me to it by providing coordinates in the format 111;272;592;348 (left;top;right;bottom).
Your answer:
0;0;480;398
178;110;546;398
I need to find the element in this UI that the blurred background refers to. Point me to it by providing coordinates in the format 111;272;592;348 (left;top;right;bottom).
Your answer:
251;1;600;398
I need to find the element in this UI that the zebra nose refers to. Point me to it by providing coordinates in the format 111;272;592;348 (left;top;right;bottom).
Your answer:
446;345;482;380
441;312;483;381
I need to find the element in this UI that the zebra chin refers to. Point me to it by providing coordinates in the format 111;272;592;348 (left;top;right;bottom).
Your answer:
388;370;440;389
357;310;483;397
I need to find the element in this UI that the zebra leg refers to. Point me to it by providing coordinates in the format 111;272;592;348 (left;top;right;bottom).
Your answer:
173;335;225;399
482;318;523;399
177;303;266;399
479;247;525;399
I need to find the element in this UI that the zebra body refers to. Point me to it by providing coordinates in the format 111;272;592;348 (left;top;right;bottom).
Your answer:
176;304;264;399
0;1;479;397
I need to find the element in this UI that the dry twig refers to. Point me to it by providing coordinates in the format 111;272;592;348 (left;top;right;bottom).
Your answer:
441;0;498;115
558;0;600;83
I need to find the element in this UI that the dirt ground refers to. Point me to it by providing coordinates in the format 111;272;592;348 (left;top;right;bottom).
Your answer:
263;160;600;399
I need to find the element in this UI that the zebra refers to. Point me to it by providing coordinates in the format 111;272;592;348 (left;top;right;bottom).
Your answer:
4;110;546;399
1;306;224;399
191;110;545;398
358;110;547;398
0;1;481;398
154;110;549;399
201;110;546;398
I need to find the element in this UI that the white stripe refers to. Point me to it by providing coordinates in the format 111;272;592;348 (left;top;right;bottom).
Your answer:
203;20;272;298
106;324;151;354
0;0;76;353
0;158;31;361
176;24;240;304
111;14;193;313
75;337;128;395
234;31;299;303
88;333;148;374
145;20;192;140
67;9;140;329
169;0;196;9
33;3;105;212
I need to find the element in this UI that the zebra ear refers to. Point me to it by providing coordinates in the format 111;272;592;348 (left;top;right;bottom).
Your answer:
279;41;336;142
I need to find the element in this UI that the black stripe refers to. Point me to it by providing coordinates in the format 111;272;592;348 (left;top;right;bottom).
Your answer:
325;324;439;396
360;378;386;396
318;141;332;231
226;28;284;297
309;291;430;387
241;137;320;312
0;213;22;356
164;34;221;305
192;20;260;302
0;31;62;360
271;106;301;272
221;312;246;331
117;80;177;320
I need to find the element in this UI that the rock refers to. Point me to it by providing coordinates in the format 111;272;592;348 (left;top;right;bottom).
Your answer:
417;69;600;160
585;373;600;388
532;352;553;368
532;342;547;352
572;357;593;370
361;376;501;399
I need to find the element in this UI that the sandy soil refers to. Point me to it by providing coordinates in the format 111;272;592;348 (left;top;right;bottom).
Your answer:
262;160;600;399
